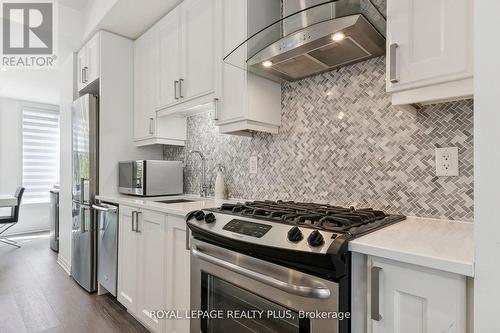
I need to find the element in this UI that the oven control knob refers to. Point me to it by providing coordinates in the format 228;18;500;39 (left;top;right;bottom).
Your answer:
194;210;205;221
204;213;216;224
287;227;303;242
307;230;324;247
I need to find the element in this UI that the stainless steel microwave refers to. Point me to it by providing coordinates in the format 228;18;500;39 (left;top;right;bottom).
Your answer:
118;160;183;196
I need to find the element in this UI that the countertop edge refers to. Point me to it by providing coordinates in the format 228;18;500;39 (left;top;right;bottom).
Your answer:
97;194;475;277
349;241;475;277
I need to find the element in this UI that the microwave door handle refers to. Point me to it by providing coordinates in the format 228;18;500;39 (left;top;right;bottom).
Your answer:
191;246;331;299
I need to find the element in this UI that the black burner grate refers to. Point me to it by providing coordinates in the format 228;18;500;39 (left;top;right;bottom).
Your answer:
214;200;405;236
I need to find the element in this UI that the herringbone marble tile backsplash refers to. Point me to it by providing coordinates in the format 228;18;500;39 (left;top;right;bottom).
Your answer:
164;57;473;221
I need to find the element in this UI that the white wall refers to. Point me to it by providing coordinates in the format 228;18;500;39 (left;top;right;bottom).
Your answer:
0;4;85;105
57;54;77;271
0;98;59;235
474;1;500;331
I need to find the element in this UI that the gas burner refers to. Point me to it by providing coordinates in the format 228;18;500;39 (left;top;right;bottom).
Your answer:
213;200;404;236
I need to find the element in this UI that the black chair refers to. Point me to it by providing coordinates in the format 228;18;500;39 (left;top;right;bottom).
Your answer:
0;187;25;248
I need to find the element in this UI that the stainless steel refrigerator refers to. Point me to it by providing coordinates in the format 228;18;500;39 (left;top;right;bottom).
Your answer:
71;94;98;292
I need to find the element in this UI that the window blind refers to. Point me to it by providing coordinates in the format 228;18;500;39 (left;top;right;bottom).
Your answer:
22;108;60;204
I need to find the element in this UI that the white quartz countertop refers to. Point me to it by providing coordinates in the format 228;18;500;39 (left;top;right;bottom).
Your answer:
95;193;236;217
97;194;474;277
349;217;474;277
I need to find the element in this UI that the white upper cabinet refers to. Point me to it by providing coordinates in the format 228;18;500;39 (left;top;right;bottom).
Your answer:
134;26;157;140
77;33;101;92
133;14;187;147
156;0;221;115
217;0;281;136
386;0;473;105
368;256;466;333
182;0;217;100
157;6;183;109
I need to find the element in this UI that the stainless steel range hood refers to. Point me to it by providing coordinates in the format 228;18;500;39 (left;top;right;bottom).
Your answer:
224;0;386;82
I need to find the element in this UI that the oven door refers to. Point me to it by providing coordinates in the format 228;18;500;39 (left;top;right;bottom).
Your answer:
190;239;340;333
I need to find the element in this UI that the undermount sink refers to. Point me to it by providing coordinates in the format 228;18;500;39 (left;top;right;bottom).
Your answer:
155;199;196;204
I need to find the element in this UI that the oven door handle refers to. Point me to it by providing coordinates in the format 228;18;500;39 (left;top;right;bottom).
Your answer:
191;247;331;299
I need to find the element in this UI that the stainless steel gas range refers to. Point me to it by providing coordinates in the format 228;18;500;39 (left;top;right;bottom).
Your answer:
186;201;406;333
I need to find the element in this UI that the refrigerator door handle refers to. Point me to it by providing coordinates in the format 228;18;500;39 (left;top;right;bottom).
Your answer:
92;204;118;213
80;178;86;203
80;205;86;233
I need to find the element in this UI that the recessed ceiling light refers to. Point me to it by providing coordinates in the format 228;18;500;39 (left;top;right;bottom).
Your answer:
331;32;346;42
262;60;273;67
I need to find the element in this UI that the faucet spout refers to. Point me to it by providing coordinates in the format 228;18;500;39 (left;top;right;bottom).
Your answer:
185;150;208;197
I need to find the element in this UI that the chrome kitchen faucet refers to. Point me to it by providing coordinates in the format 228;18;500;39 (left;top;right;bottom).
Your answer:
184;150;209;197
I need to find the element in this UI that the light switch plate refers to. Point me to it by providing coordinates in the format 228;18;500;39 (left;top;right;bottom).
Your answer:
435;147;459;177
249;156;258;174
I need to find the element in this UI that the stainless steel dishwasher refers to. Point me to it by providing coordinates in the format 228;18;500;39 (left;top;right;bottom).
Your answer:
93;202;118;296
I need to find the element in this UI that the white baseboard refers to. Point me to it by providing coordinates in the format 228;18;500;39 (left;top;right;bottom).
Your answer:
57;254;71;275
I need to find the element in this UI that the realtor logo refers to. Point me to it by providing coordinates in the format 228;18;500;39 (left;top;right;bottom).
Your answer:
1;0;57;68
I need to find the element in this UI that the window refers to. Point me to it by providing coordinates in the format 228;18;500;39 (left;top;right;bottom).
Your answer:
22;107;60;204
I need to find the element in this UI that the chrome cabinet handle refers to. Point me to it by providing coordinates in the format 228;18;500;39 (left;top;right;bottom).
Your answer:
149;117;154;135
213;98;219;121
81;68;85;84
135;212;142;233
371;266;382;321
174;80;179;100
185;227;191;251
389;43;399;83
131;211;137;232
191;246;331;299
179;78;184;98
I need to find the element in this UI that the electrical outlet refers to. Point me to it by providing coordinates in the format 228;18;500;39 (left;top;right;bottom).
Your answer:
435;147;459;177
249;156;258;174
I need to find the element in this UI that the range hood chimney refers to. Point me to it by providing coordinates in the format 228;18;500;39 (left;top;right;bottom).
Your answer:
224;0;386;82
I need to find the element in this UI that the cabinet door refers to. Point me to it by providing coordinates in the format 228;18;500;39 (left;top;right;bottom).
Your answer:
77;48;87;92
181;0;216;101
369;257;466;333
86;33;101;84
157;6;183;110
137;210;167;333
165;215;191;333
117;206;139;312
386;0;472;92
134;28;157;140
219;0;247;124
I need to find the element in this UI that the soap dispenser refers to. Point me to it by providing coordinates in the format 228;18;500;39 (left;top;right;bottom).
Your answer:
214;165;225;199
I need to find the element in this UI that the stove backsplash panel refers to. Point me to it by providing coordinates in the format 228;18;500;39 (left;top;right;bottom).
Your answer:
164;57;473;221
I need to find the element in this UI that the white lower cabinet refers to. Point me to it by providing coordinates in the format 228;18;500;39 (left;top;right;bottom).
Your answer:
137;210;167;333
368;256;466;333
117;206;190;333
165;215;191;333
117;206;139;312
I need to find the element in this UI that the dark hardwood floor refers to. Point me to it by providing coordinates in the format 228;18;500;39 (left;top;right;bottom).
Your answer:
0;235;149;333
